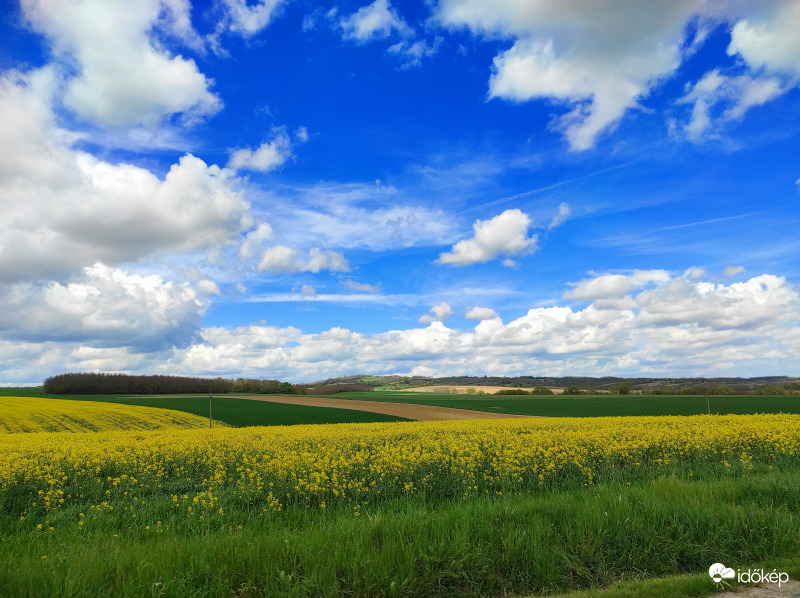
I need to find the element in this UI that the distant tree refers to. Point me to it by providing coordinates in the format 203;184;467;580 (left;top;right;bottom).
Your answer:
610;381;632;395
761;385;787;396
531;385;554;395
713;384;736;395
563;385;583;395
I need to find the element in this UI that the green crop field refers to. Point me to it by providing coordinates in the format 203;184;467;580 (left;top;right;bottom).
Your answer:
326;391;800;417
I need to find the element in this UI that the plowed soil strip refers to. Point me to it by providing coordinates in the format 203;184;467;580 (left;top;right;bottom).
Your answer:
231;395;532;421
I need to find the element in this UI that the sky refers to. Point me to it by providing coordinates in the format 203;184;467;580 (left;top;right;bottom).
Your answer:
0;0;798;385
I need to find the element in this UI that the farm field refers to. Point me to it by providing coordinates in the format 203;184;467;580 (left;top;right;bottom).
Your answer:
1;414;800;597
0;388;407;427
324;391;800;417
0;396;217;433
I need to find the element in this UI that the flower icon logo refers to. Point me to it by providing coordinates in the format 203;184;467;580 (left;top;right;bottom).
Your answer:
709;563;736;587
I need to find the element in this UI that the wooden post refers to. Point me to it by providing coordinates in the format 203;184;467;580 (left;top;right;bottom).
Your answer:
209;391;213;428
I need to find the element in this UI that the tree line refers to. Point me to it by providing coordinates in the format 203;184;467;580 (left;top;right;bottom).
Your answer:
42;373;297;395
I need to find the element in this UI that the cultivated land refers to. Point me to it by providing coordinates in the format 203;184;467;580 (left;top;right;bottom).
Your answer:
2;387;800;597
8;387;800;423
0;388;407;427
305;390;800;418
1;414;800;597
0;396;217;433
224;394;531;421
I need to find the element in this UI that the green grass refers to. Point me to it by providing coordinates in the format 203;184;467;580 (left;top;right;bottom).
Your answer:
2;468;800;597
0;388;407;427
554;557;800;598
327;391;800;417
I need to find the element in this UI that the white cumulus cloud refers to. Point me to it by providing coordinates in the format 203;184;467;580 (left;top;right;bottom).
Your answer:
434;0;697;151
22;0;221;127
434;0;800;151
727;1;800;77
228;131;293;173
419;302;454;324
0;69;250;283
465;307;499;320
437;209;538;267
2;273;798;384
0;263;214;351
564;270;671;301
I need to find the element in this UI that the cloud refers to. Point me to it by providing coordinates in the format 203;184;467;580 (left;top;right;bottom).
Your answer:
228;131;293;172
684;267;706;280
433;1;800;151
727;1;800;77
547;202;571;230
677;2;800;142
300;284;316;297
418;302;454;324
0;69;250;283
433;0;697;151
635;275;795;330
724;265;745;277
173;273;800;380
342;279;382;293
0;263;214;351
239;222;274;259
22;0;221;127
387;37;442;69
465;307;499;320
564;270;671;300
437;209;538;267
257;246;350;274
3;273;798;383
216;0;287;37
263;181;459;251
340;0;412;42
679;70;784;142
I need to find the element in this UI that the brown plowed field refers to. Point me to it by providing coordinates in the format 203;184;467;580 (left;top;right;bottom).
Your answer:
232;395;532;421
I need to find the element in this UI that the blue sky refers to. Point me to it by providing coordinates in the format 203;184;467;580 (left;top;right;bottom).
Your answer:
1;0;798;384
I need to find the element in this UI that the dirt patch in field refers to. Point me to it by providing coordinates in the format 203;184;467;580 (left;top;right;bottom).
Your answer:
401;385;566;395
232;395;533;421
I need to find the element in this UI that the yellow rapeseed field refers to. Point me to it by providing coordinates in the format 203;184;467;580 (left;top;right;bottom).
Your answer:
0;396;216;433
2;414;798;521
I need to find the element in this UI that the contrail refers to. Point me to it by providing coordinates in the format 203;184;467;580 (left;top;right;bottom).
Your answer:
657;208;776;231
457;160;641;215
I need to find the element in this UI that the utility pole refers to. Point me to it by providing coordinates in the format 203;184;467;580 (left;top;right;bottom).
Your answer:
209;390;213;428
705;385;710;415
